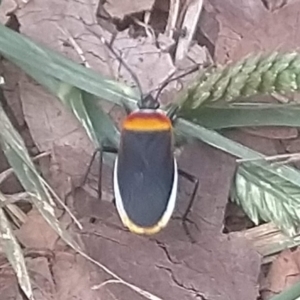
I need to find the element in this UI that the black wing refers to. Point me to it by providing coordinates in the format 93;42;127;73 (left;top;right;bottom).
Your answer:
116;130;175;227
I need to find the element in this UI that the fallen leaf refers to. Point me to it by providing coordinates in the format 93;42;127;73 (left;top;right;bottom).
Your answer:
262;0;288;12
16;208;59;249
225;129;282;156
196;1;220;55
0;266;20;300
0;0;17;25
241;127;298;140
209;0;300;63
101;0;155;20
26;256;56;299
261;248;300;299
52;252;113;300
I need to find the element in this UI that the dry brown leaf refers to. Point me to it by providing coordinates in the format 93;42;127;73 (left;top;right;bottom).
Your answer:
101;0;155;20
285;137;300;153
52;252;113;300
209;0;300;63
15;208;59;250
262;0;288;12
241;127;298;140
0;267;20;300
111;30;175;93
196;1;220;53
16;0;176;90
261;248;300;299
26;256;56;299
19;75;95;183
226;129;282;156
0;0;17;25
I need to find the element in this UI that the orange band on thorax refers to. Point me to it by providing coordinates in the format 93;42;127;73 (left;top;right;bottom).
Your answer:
123;111;172;131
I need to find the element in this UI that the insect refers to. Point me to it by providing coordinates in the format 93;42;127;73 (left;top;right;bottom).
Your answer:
81;29;199;238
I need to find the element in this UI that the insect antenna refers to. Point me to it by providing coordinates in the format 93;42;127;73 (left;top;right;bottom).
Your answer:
145;65;200;118
86;27;200;111
85;27;144;106
153;65;200;103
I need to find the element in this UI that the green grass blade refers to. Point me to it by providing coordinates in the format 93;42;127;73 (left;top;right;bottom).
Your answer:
7;59;121;151
0;101;82;248
0;192;33;300
58;83;120;148
176;119;300;188
175;118;261;159
234;163;300;236
175;118;300;235
183;104;300;129
83;93;120;145
1;37;122;152
0;24;138;107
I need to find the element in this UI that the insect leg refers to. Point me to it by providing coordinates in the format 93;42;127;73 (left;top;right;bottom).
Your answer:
178;169;199;242
97;146;118;199
81;148;101;188
81;146;118;199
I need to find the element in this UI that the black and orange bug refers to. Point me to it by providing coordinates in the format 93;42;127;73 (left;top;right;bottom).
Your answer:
81;29;199;237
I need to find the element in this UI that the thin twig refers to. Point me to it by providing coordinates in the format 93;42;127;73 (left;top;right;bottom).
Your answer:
0;192;29;225
92;279;121;290
57;25;91;68
40;177;82;230
92;278;162;299
132;12;155;39
175;0;203;62
0;192;30;208
77;249;163;300
165;0;180;38
237;152;300;165
0;151;50;184
85;26;143;97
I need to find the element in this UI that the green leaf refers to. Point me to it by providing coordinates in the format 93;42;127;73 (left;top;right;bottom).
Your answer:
13;64;120;164
175;118;300;236
174;118;260;159
0;100;82;249
176;52;300;119
188;104;300;129
8;62;121;152
58;83;120;147
0;192;33;300
234;163;300;236
0;25;123;156
0;23;138;108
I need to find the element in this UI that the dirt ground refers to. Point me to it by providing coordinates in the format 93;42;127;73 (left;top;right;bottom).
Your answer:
2;0;300;299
